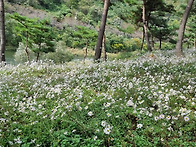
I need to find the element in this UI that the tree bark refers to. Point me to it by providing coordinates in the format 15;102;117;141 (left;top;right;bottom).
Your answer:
150;34;154;50
194;33;196;49
176;0;194;57
83;39;88;62
94;0;110;61
142;0;152;52
159;38;162;50
102;33;107;61
141;26;145;50
0;0;6;63
25;31;30;62
36;53;40;62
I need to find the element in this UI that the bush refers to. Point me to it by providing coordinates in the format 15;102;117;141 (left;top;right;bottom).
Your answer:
14;42;36;63
43;41;74;63
106;35;141;53
5;15;21;48
44;50;73;64
14;41;74;64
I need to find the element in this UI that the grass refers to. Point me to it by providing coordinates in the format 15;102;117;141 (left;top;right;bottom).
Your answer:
0;49;196;146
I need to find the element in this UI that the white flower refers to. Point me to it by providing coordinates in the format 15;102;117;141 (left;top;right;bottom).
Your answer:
167;126;173;131
126;99;134;107
14;137;22;144
137;123;143;128
105;124;113;129
178;131;182;135
166;115;171;120
93;136;97;140
154;116;159;121
107;113;111;117
88;111;93;116
129;82;133;89
184;116;189;121
9;141;13;145
115;115;119;118
54;88;61;94
139;100;144;104
78;106;82;111
84;106;88;110
104;102;111;108
96;129;100;133
101;121;107;127
159;114;165;119
72;129;76;133
103;128;111;134
165;96;169;101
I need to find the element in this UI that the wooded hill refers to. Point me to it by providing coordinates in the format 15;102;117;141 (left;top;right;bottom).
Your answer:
2;0;196;63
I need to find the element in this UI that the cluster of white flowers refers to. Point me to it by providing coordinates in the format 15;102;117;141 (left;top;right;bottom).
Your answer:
101;121;113;135
0;49;195;145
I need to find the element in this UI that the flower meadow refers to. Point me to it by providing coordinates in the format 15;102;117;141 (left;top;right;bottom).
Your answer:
0;49;196;147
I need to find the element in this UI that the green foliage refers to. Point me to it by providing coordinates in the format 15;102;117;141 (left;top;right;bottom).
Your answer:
8;0;64;10
5;0;196;56
14;41;74;63
45;50;74;64
14;42;36;62
55;5;72;22
5;14;21;48
66;0;80;9
44;41;74;63
106;35;141;53
72;26;97;48
59;25;97;50
31;21;56;54
10;13;56;61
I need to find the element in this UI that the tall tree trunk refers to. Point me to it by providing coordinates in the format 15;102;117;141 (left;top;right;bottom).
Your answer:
25;31;30;62
36;53;40;62
140;26;145;50
194;33;196;49
151;34;154;50
176;0;194;57
148;27;154;50
36;44;41;62
159;38;162;50
94;0;110;61
0;0;6;63
102;33;107;61
142;0;152;52
83;39;88;62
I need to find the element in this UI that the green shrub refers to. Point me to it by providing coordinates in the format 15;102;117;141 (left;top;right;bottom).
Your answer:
14;42;36;63
43;41;74;63
44;50;73;63
106;35;141;53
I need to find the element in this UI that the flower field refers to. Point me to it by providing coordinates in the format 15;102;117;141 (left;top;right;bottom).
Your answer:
0;49;196;146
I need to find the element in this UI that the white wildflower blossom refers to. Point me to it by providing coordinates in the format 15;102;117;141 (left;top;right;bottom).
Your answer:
137;123;143;128
126;99;134;107
184;116;190;121
159;114;165;119
107;113;111;117
103;127;111;134
93;136;97;140
88;111;93;116
101;121;107;127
